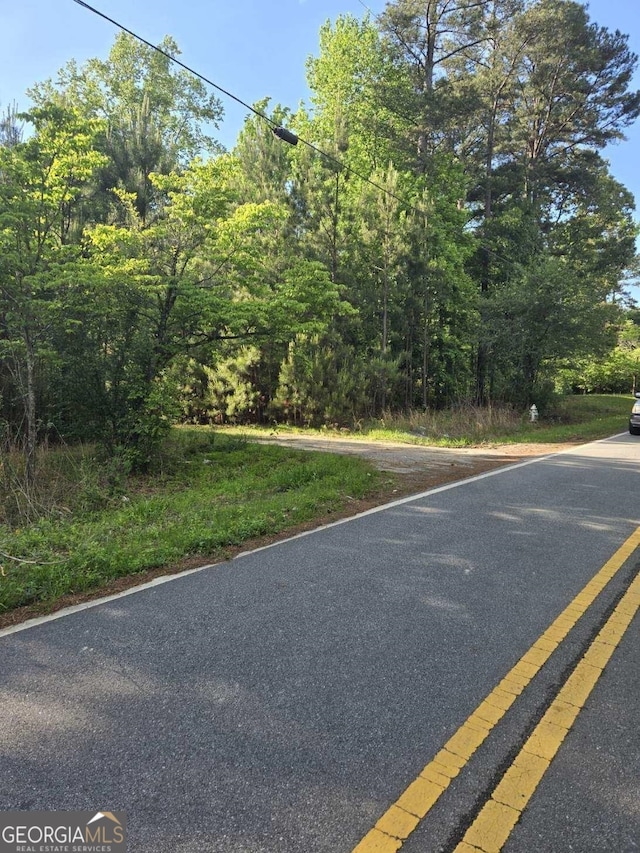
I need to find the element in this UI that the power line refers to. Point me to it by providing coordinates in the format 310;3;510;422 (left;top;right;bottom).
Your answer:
356;0;377;17
70;0;511;267
71;0;277;128
70;0;427;219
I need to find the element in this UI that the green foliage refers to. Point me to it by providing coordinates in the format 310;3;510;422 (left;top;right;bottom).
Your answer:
1;4;638;471
270;334;376;426
0;433;380;613
0;105;108;483
557;317;640;394
29;32;223;223
189;348;263;424
306;14;410;171
248;393;633;447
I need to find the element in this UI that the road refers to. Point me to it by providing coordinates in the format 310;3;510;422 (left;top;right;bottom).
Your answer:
1;433;639;852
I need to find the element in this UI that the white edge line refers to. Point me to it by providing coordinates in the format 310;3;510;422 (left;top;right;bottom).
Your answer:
0;561;219;638
235;432;636;557
233;454;552;556
0;436;623;638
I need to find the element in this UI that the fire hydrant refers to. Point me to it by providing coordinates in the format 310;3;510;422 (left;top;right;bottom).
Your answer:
529;404;539;423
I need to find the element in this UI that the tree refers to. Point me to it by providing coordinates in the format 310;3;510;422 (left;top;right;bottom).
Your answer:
457;0;640;401
558;312;640;394
30;32;223;224
306;15;409;172
0;103;23;148
232;100;297;206
298;8;479;411
0;105;106;484
379;0;505;164
508;1;640;205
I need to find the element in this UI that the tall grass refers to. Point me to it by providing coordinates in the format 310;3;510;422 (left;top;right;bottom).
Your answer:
371;404;523;444
0;436;145;529
354;394;633;445
0;430;381;615
1;395;633;617
229;395;633;445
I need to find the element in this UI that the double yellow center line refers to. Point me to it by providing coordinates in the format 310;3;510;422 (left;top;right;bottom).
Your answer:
353;526;640;853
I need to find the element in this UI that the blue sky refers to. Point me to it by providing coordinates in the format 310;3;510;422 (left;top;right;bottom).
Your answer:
1;0;639;277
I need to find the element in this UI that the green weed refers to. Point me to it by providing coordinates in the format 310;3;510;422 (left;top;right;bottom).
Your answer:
223;394;633;447
0;432;379;613
1;396;633;616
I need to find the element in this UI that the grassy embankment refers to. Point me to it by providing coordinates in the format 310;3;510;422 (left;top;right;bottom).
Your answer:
0;394;633;619
0;431;381;619
362;393;633;444
225;393;633;446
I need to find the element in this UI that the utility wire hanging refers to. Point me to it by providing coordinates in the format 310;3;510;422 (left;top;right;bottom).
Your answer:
70;0;428;220
72;0;276;127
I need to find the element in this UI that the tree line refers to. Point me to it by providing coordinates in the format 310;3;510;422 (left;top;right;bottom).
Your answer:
1;0;639;477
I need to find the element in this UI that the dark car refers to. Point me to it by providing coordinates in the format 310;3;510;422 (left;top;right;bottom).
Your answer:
630;393;640;435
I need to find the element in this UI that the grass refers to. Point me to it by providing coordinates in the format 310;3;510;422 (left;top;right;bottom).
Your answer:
226;394;634;447
0;429;381;616
368;394;634;445
0;394;633;618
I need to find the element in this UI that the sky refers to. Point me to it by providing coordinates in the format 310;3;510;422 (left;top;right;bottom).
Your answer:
1;0;640;290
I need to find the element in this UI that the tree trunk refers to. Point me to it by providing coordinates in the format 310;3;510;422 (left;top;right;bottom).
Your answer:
422;288;430;409
24;329;37;490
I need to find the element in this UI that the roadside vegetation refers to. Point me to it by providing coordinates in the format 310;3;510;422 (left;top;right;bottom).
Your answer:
2;2;640;497
225;394;634;446
0;395;633;620
354;394;634;444
2;2;640;620
0;430;381;618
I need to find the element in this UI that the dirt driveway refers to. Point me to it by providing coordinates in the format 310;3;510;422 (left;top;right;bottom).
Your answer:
249;433;575;495
0;435;576;629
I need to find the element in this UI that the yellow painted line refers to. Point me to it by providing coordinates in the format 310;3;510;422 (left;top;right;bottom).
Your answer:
351;526;640;853
454;569;640;853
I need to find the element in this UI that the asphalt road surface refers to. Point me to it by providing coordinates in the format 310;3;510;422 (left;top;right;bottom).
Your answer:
1;433;639;853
